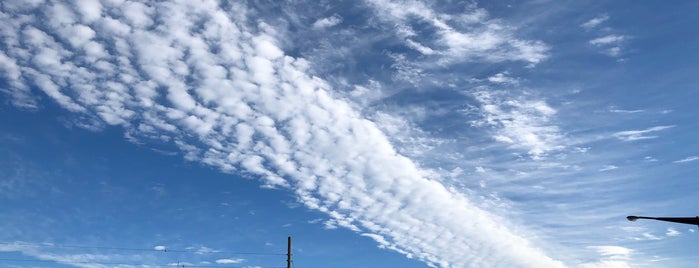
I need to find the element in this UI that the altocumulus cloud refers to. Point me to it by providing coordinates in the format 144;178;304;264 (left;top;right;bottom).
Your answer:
0;1;564;267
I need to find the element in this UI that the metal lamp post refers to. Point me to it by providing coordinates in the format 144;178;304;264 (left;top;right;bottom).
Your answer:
627;215;699;226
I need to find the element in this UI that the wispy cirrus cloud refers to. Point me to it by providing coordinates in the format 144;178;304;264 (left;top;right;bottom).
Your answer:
580;246;633;268
470;90;563;159
599;165;618;172
613;125;674;141
588;245;632;260
589;35;628;57
216;258;244;264
0;241;252;267
581;15;629;57
609;109;643;114
581;15;609;30
0;1;564;267
666;228;681;237
487;72;519;85
0;242;142;268
589;35;627;46
673;156;698;163
365;0;549;65
640;232;662;241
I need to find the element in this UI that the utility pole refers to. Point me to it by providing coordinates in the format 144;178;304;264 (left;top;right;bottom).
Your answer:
286;236;292;268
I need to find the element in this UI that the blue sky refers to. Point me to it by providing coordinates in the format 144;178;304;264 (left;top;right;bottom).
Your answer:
1;0;698;267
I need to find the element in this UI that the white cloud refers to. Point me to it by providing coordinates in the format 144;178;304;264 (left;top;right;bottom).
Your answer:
0;241;134;268
589;35;627;46
613;125;674;141
599;165;618;172
405;39;436;55
194;246;220;254
0;51;37;109
154;245;166;251
581;15;609;30
666;228;680;237
580;246;633;268
582;15;629;57
365;0;548;65
641;232;662;240
216;258;245;264
609;109;643;114
580;260;632;268
575;147;590;153
0;1;564;267
589;246;632;259
673;156;699;163
312;15;342;29
361;233;391;248
471;90;563;159
606;47;622;57
487;72;519;84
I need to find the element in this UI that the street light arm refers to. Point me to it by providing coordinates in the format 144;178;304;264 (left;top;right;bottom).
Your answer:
627;215;699;226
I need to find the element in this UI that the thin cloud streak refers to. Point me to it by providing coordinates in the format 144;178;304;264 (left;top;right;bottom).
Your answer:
580;15;628;57
613;126;674;141
0;242;141;268
673;156;698;163
581;15;609;30
589;35;627;46
666;228;680;237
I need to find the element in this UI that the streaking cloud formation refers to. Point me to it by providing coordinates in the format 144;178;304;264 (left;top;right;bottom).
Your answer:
0;0;563;267
2;1;698;268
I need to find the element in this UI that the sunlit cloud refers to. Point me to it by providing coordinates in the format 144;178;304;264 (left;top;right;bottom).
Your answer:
365;0;549;65
609;109;643;114
613;126;674;141
673;156;699;163
216;258;245;264
599;165;618;172
589;35;627;46
666;228;680;237
641;233;662;241
312;15;342;29
581;15;629;57
487;72;519;84
581;15;609;30
580;246;633;268
470;90;563;158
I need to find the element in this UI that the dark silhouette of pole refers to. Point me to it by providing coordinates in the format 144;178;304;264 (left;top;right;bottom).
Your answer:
627;215;699;226
286;236;292;268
